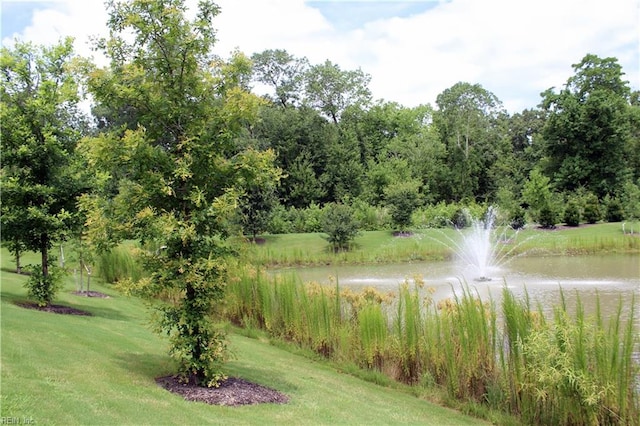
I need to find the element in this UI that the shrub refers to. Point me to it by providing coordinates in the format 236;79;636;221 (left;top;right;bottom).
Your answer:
563;199;581;226
582;193;601;224
321;203;360;251
509;205;527;230
24;262;64;307
352;198;389;231
538;203;558;228
384;180;422;232
266;204;293;234
621;181;640;220
604;196;625;222
451;208;470;229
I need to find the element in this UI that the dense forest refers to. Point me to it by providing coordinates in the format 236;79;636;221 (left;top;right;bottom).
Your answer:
2;0;639;387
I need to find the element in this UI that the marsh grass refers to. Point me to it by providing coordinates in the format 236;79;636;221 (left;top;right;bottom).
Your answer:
226;266;640;425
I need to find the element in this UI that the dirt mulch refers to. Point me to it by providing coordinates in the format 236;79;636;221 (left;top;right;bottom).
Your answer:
15;301;92;316
155;375;289;406
72;290;110;298
392;231;414;237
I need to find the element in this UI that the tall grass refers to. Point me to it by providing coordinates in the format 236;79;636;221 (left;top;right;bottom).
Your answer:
96;245;143;284
224;266;640;425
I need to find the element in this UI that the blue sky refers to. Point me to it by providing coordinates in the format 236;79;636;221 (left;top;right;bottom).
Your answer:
307;1;440;31
2;0;638;113
1;1;440;39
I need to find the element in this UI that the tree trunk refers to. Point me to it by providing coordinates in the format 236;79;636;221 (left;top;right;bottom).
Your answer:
41;236;50;306
14;247;22;275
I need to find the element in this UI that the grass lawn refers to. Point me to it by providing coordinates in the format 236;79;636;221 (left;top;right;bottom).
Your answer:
247;222;640;267
0;251;488;425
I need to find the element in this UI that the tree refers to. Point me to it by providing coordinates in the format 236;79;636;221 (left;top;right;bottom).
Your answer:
237;182;279;242
434;82;509;202
83;0;278;387
540;54;632;198
1;38;89;306
384;179;422;233
251;49;308;108
251;106;330;208
304;60;372;124
321;203;360;251
505;108;545;191
563;197;582;226
522;169;554;225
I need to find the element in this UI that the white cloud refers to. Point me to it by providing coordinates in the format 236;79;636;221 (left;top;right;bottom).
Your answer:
3;0;638;113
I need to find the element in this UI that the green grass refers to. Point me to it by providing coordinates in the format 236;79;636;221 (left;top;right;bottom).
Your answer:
248;222;640;267
0;252;487;425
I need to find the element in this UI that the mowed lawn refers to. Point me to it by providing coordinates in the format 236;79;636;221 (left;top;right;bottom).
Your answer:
247;221;640;267
0;251;487;425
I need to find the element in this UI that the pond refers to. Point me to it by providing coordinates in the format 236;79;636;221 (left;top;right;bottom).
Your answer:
274;253;640;328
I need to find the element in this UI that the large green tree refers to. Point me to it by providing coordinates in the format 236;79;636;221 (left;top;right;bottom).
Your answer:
251;49;309;108
83;0;277;386
1;38;89;306
304;60;372;124
434;82;509;202
540;54;632;198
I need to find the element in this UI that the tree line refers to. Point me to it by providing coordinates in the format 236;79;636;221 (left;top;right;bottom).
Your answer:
2;0;639;386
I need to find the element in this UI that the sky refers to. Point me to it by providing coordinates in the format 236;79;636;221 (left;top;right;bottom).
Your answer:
1;0;638;114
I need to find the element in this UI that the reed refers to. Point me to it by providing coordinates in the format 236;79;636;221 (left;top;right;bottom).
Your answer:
223;269;639;425
357;302;388;368
509;289;639;424
96;245;143;283
390;280;424;383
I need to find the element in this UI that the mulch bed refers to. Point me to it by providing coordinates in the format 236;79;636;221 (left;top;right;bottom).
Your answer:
72;290;110;298
392;231;414;237
15;301;92;316
155;375;289;406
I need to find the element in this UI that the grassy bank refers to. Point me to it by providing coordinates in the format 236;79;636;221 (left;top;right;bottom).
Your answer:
246;222;640;267
0;253;488;425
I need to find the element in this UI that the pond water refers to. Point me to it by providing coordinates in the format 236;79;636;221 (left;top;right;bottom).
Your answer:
274;253;640;328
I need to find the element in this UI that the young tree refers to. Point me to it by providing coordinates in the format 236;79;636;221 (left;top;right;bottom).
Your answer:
83;0;278;386
1;38;89;306
237;182;279;242
321;203;360;251
522;169;553;224
384;179;422;233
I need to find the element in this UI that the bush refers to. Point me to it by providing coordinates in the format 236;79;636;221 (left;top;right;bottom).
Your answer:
24;262;64;307
509;205;527;229
538;203;558;228
563;199;581;226
266;204;293;234
321;203;360;251
582;193;601;224
352;198;389;231
451;208;470;229
621;181;640;220
604;196;625;222
384;180;422;232
413;202;457;228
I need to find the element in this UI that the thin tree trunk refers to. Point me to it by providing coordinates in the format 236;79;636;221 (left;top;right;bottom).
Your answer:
41;236;50;306
14;248;22;274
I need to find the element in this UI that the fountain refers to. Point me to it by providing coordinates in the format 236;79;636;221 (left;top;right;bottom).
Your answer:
434;206;524;282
